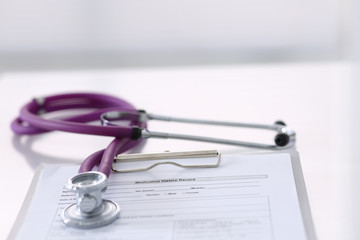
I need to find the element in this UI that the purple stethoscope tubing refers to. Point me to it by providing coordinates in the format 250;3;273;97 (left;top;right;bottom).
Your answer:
11;93;146;177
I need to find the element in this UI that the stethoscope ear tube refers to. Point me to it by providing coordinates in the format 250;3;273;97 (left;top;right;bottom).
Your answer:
101;110;296;150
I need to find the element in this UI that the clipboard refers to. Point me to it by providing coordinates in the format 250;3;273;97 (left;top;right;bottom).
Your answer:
8;150;316;240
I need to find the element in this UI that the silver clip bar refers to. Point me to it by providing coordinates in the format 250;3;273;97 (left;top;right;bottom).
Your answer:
112;150;221;173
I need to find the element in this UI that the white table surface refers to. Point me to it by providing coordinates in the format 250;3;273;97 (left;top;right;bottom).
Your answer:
0;61;358;240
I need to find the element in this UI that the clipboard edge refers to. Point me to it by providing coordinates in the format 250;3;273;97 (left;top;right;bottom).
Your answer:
289;150;317;240
7;164;45;240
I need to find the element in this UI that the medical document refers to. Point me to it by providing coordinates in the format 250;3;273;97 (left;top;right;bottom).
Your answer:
11;152;313;240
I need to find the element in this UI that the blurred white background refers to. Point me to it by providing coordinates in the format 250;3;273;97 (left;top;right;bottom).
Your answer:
0;0;357;70
1;1;360;240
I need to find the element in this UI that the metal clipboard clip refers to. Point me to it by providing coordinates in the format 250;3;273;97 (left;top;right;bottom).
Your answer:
112;150;221;173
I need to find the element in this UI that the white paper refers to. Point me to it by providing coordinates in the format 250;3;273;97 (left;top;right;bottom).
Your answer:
13;153;307;240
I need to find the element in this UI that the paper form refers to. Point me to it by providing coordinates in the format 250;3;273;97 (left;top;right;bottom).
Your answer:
13;153;308;240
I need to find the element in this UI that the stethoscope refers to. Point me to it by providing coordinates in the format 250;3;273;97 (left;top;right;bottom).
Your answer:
11;92;296;229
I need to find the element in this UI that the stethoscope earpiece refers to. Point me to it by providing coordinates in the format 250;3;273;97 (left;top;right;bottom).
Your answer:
274;120;286;126
274;133;290;147
273;120;290;147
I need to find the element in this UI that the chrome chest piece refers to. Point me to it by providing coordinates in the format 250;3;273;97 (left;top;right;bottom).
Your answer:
61;172;120;228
